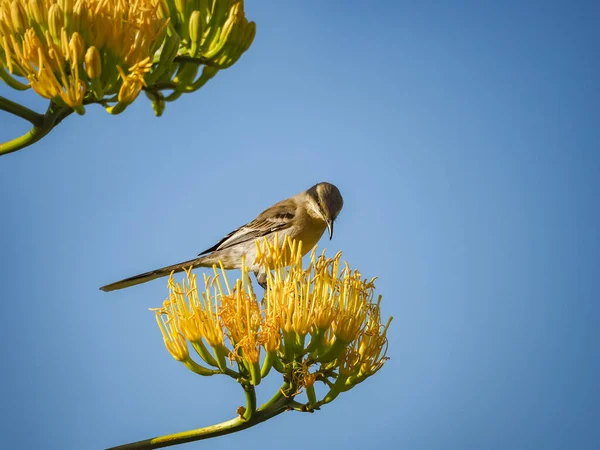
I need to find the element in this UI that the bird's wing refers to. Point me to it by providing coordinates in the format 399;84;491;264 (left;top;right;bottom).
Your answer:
198;199;296;255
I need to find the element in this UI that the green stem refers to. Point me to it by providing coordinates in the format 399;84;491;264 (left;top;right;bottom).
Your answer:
248;360;262;386
190;341;219;368
321;372;349;405
242;385;256;421
315;338;348;364
222;367;241;379
144;81;177;92
0;100;73;156
260;351;275;378
212;345;229;372
282;331;296;363
0;67;30;91
0;96;105;156
261;381;290;410
306;384;317;409
182;359;220;377
172;55;211;66
271;356;285;373
107;384;293;450
306;328;326;355
0;125;54;155
0;96;44;125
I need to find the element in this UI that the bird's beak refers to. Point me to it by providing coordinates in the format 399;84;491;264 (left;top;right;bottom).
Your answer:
327;219;334;240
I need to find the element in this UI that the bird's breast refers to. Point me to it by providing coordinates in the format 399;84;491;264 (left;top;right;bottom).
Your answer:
290;215;328;256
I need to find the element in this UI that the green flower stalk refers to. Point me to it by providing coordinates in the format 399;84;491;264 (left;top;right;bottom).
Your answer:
0;0;255;155
109;236;392;449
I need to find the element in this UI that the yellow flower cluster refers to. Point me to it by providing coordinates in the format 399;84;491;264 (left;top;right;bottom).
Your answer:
0;0;166;113
155;236;392;408
0;0;255;114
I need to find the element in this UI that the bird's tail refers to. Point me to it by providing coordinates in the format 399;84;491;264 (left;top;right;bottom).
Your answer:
99;257;202;292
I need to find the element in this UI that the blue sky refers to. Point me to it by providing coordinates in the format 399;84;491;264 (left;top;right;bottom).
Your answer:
1;1;599;449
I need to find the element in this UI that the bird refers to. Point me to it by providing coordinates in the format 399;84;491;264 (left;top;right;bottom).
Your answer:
100;182;344;292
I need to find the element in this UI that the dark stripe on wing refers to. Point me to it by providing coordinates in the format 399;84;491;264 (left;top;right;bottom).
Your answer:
198;228;239;255
198;209;295;256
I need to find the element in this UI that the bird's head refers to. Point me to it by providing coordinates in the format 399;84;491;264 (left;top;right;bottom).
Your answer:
306;182;344;239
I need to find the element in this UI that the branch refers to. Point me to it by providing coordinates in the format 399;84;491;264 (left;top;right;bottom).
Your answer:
0;96;104;156
106;383;295;450
172;56;211;66
0;100;73;156
0;125;55;155
0;96;44;126
241;384;257;421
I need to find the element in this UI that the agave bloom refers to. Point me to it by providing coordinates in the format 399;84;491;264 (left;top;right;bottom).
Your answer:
155;236;392;410
0;0;255;115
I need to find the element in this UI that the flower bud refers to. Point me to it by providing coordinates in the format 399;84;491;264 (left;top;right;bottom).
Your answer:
189;10;201;43
10;0;28;34
154;0;170;20
84;46;101;79
27;0;45;27
0;9;12;39
69;32;84;63
47;4;63;42
71;0;81;31
151;95;165;117
58;0;72;15
174;0;186;17
60;26;68;58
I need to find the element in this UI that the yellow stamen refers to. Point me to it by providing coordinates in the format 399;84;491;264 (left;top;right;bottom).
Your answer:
156;313;189;362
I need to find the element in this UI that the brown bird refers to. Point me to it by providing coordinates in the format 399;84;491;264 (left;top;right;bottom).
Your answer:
100;182;344;292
